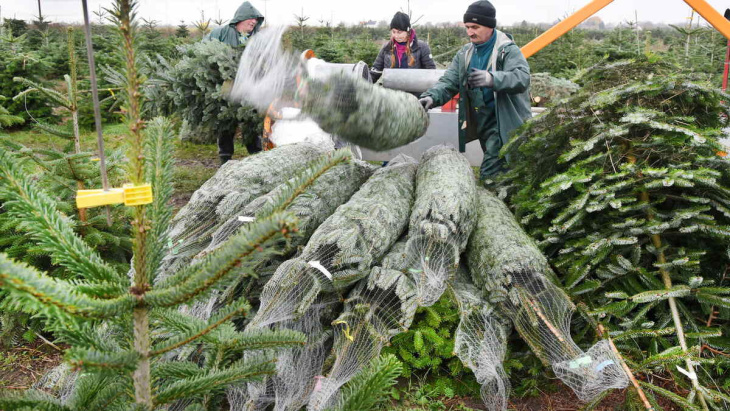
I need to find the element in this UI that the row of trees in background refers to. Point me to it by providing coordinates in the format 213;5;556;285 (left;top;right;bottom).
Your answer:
2;11;728;132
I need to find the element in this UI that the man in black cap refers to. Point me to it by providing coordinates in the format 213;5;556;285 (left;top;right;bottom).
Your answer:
419;0;531;180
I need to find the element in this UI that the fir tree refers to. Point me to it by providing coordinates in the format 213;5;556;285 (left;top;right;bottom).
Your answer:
13;28;83;153
501;58;730;409
175;21;189;38
0;96;23;129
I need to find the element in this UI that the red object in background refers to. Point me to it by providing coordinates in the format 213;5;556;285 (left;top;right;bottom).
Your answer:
722;40;730;91
441;94;459;112
722;9;730;91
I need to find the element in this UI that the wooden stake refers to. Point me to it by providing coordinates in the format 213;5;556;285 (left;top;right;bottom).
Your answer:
598;324;654;411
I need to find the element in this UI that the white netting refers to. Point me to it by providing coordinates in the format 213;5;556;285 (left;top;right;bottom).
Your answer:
505;269;628;402
552;340;629;402
31;363;78;403
230;26;429;152
155;143;329;286
467;187;629;403
251;155;418;328
451;270;510;411
271;302;334;411
308;240;418;410
405;146;477;306
230;26;299;113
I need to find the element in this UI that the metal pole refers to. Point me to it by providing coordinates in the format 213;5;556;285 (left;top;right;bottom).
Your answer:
81;0;112;226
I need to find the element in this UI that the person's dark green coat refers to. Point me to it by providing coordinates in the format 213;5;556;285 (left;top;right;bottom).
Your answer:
206;2;264;47
421;29;531;179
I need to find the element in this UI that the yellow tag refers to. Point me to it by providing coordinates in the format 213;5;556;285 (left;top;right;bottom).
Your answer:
332;320;354;341
76;183;153;209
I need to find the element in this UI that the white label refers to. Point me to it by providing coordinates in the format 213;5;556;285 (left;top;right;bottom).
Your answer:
308;260;333;281
676;365;697;380
238;216;255;222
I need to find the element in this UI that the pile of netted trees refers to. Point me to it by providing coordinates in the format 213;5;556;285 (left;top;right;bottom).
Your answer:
500;58;730;410
73;142;622;411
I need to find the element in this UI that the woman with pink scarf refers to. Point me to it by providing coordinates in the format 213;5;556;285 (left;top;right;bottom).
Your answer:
370;12;436;83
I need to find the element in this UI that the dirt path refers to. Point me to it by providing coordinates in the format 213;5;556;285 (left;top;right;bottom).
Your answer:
0;341;66;391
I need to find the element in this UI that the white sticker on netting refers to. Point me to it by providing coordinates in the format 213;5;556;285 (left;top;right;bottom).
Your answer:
677;365;698;380
308;260;333;281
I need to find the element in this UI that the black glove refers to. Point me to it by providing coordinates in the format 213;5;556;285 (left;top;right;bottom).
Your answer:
419;96;434;111
467;68;494;89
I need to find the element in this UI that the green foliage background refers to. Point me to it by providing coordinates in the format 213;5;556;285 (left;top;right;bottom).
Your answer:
4;10;730;408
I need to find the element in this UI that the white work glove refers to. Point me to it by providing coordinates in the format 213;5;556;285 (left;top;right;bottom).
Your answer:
419;96;434;111
468;68;494;89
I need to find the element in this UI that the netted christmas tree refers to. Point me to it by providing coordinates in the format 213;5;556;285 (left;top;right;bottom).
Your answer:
500;57;730;410
230;26;429;152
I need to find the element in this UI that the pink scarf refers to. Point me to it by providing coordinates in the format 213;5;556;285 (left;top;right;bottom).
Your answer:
393;29;416;64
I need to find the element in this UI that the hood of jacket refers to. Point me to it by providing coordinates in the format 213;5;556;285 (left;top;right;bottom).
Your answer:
229;1;264;35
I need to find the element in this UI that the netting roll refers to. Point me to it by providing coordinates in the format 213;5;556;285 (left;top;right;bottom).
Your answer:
251;155;418;328
406;145;478;306
466;187;629;403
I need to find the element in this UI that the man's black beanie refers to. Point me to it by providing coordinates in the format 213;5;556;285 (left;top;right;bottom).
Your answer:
464;0;496;28
390;11;411;31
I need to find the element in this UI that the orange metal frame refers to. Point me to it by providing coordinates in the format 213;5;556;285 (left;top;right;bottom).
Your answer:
521;0;730;58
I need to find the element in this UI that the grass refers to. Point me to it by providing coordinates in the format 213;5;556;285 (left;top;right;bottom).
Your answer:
0;123;238;210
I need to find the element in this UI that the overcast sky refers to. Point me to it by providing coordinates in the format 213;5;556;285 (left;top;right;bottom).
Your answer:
3;0;729;28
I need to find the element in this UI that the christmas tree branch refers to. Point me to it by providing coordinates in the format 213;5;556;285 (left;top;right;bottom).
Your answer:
146;212;297;308
149;302;249;356
0;151;123;283
143;117;175;282
152;354;277;405
0;253;135;320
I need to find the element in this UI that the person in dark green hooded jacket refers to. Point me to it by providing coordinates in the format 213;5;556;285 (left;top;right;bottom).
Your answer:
206;2;264;164
207;1;264;47
419;0;531;181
